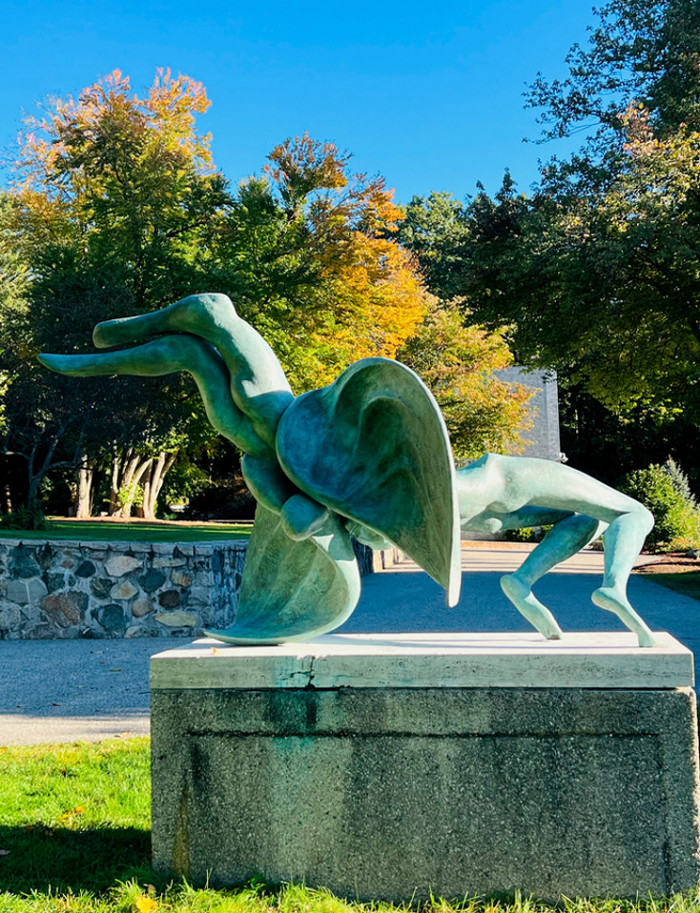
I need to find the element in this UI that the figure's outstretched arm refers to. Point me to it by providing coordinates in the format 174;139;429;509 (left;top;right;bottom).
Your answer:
39;334;270;458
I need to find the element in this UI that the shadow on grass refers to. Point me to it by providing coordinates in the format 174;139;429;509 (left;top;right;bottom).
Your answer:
0;823;157;894
641;572;700;601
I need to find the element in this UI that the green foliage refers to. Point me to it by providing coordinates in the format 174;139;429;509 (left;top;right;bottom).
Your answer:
620;460;700;551
503;524;553;543
0;504;52;531
445;164;700;412
555;378;700;491
396;300;532;460
397;191;470;301
663;457;698;507
116;481;144;512
156;450;211;514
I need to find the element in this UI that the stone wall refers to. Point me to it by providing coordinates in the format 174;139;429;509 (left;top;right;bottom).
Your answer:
0;538;247;639
0;537;383;640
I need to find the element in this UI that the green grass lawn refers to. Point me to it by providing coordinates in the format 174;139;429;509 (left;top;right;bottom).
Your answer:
637;572;700;601
0;739;698;912
0;518;251;543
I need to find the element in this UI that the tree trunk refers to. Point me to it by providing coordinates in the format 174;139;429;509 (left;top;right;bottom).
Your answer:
74;459;94;518
0;458;11;514
138;450;177;520
109;448;151;517
109;448;123;515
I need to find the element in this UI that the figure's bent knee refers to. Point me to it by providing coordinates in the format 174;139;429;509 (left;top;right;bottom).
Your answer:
93;293;237;348
637;504;654;536
618;502;654;537
172;292;236;320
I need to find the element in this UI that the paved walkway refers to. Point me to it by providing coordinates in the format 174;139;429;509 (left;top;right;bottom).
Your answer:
1;543;698;745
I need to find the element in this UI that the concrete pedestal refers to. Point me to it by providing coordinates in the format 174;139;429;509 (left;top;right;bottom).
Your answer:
150;632;700;901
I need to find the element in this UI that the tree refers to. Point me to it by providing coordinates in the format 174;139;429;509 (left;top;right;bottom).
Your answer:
396;300;531;460
0;195;32;512
210;134;432;392
395;0;700;486
397;192;470;301
2;69;231;517
445;0;700;412
527;0;700;151
14;68;229;304
3;75;533;518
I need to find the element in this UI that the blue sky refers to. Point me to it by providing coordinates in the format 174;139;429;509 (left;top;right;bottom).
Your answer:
2;0;597;203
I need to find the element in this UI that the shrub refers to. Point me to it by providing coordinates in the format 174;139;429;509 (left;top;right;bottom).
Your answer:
619;459;700;552
0;504;52;531
502;524;553;543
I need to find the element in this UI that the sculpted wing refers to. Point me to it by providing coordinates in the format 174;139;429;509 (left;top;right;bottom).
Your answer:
204;504;361;644
275;357;462;606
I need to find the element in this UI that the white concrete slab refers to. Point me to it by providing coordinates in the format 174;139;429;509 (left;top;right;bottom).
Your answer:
150;631;693;691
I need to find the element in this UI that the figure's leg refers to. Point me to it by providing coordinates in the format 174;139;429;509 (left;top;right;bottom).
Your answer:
92;293;294;448
493;457;658;647
592;508;657;646
495;510;603;639
39;335;269;456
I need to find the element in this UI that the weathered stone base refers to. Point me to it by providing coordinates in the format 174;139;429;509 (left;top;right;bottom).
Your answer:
150;633;700;901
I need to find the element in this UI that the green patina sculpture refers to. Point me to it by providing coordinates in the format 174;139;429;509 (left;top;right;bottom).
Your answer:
40;293;657;647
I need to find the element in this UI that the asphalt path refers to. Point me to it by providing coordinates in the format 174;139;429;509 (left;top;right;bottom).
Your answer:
1;544;698;745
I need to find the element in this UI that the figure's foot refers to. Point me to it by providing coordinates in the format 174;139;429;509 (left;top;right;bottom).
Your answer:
280;494;329;541
500;575;563;640
592;586;658;647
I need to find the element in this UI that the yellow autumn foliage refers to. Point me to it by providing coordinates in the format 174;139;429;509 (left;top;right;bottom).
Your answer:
259;134;430;390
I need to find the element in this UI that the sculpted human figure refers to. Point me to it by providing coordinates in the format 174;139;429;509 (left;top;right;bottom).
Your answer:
456;456;656;646
40;292;657;646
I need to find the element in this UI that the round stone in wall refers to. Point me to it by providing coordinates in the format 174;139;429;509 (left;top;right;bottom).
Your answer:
98;604;126;633
158;589;181;609
105;555;141;577
131;597;154;618
110;580;138;600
